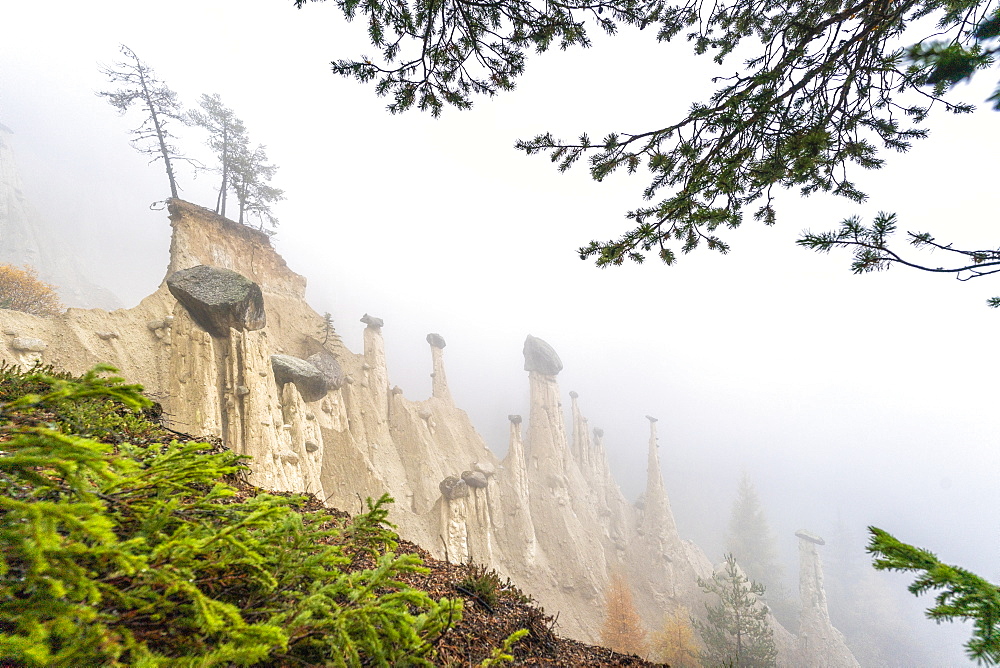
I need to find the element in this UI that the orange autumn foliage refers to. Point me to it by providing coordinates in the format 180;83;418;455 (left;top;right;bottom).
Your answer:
599;572;647;658
0;264;63;316
650;605;702;667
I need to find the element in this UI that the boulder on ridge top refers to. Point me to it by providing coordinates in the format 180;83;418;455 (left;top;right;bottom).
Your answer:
166;265;265;337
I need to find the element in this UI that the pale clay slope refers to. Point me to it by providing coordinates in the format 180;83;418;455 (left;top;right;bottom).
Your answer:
0;200;857;666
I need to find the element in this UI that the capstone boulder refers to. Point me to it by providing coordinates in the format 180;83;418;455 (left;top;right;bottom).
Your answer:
306;350;345;390
166;265;265;337
795;529;826;545
271;354;327;402
461;470;488;489
439;475;469;500
426;332;446;349
472;460;496;477
523;334;563;376
360;313;383;329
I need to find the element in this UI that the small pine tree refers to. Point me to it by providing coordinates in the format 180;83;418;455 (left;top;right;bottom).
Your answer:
186;93;248;218
320;311;341;345
230;142;284;228
695;554;777;668
0;263;63;316
599;571;647;657
650;605;701;667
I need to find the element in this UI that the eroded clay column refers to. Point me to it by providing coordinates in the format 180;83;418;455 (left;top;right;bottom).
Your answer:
569;390;592;468
499;413;538;566
426;332;452;402
797;530;829;616
361;313;389;420
523;334;568;474
505;414;530;503
637;414;680;552
795;529;860;667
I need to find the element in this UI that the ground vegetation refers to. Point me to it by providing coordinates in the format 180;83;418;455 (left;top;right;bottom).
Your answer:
0;363;665;666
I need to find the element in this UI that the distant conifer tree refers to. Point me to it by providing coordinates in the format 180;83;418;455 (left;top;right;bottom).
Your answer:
599;571;647;657
725;474;796;627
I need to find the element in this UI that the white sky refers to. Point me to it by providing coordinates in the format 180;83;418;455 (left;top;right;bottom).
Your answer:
2;1;998;660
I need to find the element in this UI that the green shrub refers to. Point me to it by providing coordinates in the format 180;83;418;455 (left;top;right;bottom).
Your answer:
0;364;462;666
457;562;504;611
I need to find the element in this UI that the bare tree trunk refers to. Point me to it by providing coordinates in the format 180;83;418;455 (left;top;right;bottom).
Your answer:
136;62;178;200
217;127;229;217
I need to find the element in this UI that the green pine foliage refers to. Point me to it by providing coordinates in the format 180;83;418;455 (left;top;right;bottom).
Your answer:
867;527;1000;666
296;0;997;268
694;554;777;668
479;629;529;667
0;363;463;666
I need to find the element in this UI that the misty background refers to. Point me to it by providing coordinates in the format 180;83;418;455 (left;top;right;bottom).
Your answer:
2;1;998;664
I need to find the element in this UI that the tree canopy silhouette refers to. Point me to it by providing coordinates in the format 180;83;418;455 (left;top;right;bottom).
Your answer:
296;0;1000;290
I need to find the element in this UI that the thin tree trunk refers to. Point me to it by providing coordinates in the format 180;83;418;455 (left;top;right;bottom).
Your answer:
218;127;229;217
136;61;178;199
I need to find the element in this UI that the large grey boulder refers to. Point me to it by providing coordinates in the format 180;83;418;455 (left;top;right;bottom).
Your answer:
523;334;563;376
166;265;265;337
360;313;383;329
472;460;496;478
426;332;446;349
795;529;826;545
271;354;327;402
439;475;469;500
306;350;345;390
461;470;488;489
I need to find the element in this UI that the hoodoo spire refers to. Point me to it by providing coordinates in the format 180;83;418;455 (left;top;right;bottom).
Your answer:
645;415;665;501
360;313;389;421
426;332;452;402
569;390;591;467
637;414;679;553
795;530;860;667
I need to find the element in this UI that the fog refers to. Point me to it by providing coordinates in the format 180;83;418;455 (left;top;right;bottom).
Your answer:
3;1;998;664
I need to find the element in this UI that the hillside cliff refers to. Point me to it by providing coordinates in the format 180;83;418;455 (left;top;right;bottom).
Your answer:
0;123;119;309
0;199;858;666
